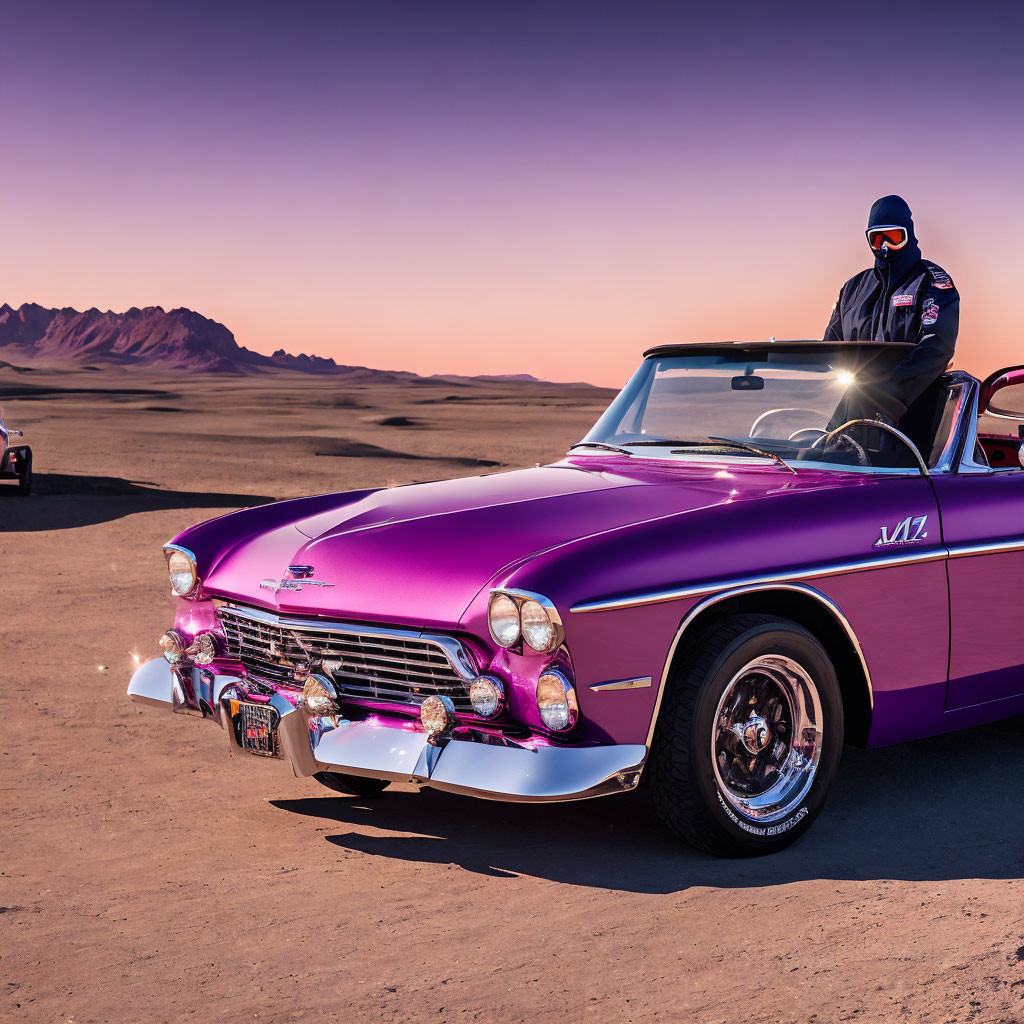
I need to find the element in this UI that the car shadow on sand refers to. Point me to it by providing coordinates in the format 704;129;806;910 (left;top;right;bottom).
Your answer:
0;472;276;530
272;717;1024;893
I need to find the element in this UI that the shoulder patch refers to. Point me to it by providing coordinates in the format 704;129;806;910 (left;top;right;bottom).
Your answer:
921;297;940;326
928;265;954;290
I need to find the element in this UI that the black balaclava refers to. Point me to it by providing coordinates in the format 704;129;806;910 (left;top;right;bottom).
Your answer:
867;194;921;277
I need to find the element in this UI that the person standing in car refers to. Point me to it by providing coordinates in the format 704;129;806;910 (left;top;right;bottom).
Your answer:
824;194;959;425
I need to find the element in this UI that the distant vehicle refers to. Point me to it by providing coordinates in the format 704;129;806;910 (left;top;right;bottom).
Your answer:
0;407;31;495
128;341;1024;856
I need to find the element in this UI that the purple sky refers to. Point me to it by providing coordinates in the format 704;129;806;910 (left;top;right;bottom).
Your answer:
2;1;1022;384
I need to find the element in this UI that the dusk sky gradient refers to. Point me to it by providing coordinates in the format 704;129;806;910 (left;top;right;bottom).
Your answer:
2;1;1023;385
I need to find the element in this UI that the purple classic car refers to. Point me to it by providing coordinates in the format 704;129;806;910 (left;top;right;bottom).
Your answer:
128;341;1024;855
0;406;31;495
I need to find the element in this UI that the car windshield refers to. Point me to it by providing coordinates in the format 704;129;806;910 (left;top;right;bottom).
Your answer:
579;344;927;471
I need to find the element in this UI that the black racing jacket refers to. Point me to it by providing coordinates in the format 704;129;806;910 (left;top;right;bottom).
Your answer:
823;259;959;420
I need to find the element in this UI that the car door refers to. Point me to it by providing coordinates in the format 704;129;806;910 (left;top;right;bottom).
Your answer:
933;365;1024;710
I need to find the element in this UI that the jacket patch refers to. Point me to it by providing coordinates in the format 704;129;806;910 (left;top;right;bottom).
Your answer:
892;293;914;307
921;297;940;326
929;268;954;290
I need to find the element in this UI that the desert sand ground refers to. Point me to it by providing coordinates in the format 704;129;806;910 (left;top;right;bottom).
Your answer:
1;364;1023;1024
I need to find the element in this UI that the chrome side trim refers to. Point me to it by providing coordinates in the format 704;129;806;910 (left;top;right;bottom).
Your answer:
642;582;874;753
570;547;947;614
947;536;1024;559
590;676;652;692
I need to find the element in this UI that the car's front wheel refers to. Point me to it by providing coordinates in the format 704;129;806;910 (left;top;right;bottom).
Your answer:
648;614;843;856
313;771;391;797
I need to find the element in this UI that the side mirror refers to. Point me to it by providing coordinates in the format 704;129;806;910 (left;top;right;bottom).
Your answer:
981;365;1024;419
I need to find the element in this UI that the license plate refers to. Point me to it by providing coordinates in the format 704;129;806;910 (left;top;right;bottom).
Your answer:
240;702;279;757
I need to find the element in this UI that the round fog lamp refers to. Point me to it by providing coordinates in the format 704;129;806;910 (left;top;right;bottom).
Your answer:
302;673;340;716
185;632;217;665
536;670;579;732
159;630;184;664
469;675;505;718
420;694;456;744
488;593;521;648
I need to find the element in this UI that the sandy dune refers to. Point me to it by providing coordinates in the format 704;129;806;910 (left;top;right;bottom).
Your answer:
1;366;1023;1024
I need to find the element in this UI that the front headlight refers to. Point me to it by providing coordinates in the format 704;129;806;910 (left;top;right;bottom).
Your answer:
488;589;563;653
487;593;521;647
164;544;199;597
520;598;556;652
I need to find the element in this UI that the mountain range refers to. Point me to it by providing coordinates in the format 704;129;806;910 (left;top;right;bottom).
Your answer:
0;303;551;383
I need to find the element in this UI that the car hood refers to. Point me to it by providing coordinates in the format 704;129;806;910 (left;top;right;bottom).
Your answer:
198;459;819;628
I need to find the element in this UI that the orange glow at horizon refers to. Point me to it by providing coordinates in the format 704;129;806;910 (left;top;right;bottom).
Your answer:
4;182;1013;389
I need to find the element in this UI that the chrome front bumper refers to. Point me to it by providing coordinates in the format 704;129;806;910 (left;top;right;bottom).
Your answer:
127;658;645;803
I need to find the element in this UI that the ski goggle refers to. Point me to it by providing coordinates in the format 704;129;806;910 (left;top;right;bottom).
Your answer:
866;225;909;251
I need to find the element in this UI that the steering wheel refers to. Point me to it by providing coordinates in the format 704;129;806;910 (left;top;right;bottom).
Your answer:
787;427;826;444
749;407;826;439
809;429;870;467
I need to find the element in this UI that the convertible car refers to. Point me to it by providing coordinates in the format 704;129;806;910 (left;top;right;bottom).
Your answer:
0;407;31;495
128;341;1024;855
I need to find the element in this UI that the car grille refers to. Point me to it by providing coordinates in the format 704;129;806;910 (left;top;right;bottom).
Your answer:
216;604;474;712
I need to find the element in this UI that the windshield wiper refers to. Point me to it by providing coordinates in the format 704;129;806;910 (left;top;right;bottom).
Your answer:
670;436;797;475
567;441;632;456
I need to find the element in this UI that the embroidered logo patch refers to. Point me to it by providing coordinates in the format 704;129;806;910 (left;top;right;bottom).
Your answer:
930;268;954;290
921;297;940;326
892;293;914;307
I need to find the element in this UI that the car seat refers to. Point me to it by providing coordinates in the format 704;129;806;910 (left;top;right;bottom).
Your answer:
897;376;955;467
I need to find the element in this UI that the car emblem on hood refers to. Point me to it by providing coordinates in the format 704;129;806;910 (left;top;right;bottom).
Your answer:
259;575;334;593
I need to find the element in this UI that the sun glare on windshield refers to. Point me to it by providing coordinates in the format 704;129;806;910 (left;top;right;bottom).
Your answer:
578;346;922;472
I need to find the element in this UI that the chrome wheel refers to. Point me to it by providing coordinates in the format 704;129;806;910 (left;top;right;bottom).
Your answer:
711;654;823;824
